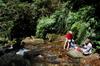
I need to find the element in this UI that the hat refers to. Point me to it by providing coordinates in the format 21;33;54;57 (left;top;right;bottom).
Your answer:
68;31;72;34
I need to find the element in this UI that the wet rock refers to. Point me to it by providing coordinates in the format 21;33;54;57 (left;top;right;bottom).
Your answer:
37;55;44;59
0;52;31;66
16;48;30;56
0;48;4;56
84;64;91;66
45;54;60;64
67;49;84;58
33;54;45;62
0;46;44;66
0;46;14;57
32;63;45;66
24;48;43;61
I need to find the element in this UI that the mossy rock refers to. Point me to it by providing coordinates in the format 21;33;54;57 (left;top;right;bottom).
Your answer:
21;36;44;45
46;34;64;42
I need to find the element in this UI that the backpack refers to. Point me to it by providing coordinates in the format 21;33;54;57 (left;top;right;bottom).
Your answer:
65;39;75;49
69;39;75;48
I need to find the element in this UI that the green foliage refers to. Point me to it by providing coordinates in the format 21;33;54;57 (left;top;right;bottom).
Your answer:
0;1;39;46
93;41;100;53
71;22;88;44
0;0;100;48
0;1;15;39
0;0;63;39
0;0;3;3
0;37;16;46
49;7;69;34
7;39;16;45
66;6;96;44
36;3;69;38
36;16;55;38
66;6;95;24
10;3;38;39
33;0;62;16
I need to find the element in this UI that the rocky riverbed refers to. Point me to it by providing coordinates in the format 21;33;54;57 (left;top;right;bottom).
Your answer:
31;41;100;66
0;37;100;66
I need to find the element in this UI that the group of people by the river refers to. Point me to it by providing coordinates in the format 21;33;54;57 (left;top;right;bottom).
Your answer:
12;31;93;56
64;31;92;55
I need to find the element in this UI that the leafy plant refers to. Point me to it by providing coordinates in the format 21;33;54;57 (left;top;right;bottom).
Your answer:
92;41;100;53
36;3;69;38
67;6;96;44
36;16;55;38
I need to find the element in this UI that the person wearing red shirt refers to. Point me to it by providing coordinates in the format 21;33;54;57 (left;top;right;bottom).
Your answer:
64;31;75;50
65;31;73;40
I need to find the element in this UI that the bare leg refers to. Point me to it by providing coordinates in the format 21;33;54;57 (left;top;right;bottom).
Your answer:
64;38;68;49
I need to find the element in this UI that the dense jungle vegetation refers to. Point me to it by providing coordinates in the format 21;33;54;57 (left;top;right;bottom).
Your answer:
0;0;100;46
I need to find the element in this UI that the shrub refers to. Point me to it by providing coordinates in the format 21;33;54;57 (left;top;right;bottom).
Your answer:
36;16;55;38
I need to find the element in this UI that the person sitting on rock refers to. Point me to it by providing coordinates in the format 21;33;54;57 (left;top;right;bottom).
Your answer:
80;37;93;55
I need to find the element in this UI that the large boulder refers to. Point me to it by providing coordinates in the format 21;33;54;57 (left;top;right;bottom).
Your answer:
67;49;84;58
21;36;44;46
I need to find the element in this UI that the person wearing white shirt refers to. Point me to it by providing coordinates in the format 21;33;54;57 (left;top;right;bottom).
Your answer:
81;38;92;55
